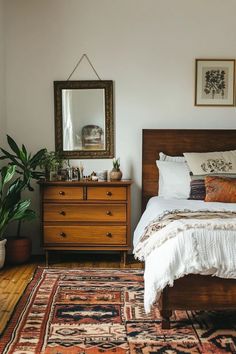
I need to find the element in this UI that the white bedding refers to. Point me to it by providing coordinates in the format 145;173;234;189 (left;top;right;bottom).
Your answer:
133;197;236;313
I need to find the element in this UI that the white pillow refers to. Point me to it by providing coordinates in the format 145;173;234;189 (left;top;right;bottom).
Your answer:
184;150;236;175
159;152;185;163
156;160;190;199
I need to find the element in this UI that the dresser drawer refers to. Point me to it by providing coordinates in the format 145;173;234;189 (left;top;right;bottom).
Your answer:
44;204;126;222
44;225;127;245
43;186;83;200
87;186;126;201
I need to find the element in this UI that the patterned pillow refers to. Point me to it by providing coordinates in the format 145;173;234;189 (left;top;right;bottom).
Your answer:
184;150;236;175
189;179;205;200
205;176;236;203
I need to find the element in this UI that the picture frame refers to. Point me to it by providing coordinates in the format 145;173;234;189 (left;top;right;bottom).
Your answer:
195;59;235;106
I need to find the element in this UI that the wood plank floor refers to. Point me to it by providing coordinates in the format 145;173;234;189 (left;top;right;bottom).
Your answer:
0;253;143;334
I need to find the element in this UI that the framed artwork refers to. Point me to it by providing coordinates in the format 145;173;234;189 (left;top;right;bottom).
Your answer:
195;59;235;106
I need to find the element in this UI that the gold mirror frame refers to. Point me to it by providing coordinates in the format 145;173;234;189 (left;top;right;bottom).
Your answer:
54;80;114;159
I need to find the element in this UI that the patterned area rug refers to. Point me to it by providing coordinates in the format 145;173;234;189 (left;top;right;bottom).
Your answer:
0;268;236;353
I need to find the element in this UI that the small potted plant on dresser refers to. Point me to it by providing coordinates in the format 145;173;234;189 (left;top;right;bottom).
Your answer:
0;165;36;268
109;158;123;181
39;150;63;181
0;135;46;264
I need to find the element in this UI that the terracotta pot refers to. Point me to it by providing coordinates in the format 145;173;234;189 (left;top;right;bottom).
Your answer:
6;237;32;265
109;168;123;181
0;239;7;269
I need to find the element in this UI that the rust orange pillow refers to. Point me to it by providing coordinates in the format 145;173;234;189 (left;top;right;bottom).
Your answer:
205;176;236;203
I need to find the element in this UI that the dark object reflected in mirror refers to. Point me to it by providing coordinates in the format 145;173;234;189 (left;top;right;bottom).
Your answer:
82;125;104;150
54;80;114;159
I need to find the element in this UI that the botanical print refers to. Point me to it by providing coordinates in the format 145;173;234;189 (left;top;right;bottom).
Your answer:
201;158;232;173
195;59;235;106
202;67;228;99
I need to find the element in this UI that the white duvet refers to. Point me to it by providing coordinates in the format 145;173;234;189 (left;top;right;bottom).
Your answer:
133;197;236;313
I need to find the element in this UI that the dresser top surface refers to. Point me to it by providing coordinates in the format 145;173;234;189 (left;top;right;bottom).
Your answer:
39;179;133;186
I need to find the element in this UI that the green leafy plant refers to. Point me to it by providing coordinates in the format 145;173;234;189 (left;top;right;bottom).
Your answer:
0;165;35;241
39;150;64;178
0;135;46;237
113;158;120;170
0;135;46;191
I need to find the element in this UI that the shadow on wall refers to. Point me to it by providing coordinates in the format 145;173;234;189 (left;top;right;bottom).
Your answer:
125;159;142;247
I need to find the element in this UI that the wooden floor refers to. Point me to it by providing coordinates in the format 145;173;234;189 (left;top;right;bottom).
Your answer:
0;253;143;334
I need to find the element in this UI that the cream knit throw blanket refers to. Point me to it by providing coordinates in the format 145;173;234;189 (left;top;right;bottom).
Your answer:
134;209;236;261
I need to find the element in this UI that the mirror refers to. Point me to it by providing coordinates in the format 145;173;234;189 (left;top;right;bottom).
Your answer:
54;80;114;158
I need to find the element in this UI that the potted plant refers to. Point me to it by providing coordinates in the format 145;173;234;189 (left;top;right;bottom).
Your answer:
0;165;35;268
0;135;46;264
109;157;123;181
40;150;63;180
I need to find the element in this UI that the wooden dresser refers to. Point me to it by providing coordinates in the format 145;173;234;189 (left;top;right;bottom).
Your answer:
39;180;132;265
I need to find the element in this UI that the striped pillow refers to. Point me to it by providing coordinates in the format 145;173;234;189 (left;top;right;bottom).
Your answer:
189;178;205;200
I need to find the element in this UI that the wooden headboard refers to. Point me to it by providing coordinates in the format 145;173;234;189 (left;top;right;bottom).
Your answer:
142;129;236;211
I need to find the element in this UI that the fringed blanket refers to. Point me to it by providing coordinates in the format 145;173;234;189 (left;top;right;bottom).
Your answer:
134;209;236;261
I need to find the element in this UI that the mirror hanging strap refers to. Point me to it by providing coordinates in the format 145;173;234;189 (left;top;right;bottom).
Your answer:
67;53;101;81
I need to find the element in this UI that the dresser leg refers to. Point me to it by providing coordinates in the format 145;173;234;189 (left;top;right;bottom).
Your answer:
45;250;49;267
121;251;127;267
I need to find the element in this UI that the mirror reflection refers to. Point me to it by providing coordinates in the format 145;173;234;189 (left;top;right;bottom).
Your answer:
62;89;105;151
54;80;114;159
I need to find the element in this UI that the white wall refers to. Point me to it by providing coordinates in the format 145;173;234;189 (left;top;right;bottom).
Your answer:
4;0;236;253
0;0;6;148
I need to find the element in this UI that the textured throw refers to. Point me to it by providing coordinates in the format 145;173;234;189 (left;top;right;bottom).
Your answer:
0;268;236;353
134;209;236;261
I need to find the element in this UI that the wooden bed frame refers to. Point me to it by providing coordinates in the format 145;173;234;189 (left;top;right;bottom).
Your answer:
142;129;236;329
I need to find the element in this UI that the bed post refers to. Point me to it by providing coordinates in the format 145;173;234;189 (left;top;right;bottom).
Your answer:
159;287;172;329
160;309;172;329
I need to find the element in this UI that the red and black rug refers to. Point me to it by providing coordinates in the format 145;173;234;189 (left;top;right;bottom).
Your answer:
0;268;236;353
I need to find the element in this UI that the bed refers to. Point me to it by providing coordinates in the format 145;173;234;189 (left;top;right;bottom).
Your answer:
135;129;236;329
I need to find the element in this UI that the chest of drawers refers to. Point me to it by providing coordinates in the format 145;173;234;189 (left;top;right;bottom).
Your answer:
39;180;132;265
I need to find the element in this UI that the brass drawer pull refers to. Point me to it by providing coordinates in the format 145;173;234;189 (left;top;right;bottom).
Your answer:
60;232;66;237
106;191;112;196
59;210;66;216
106;210;112;216
106;232;112;238
59;191;65;195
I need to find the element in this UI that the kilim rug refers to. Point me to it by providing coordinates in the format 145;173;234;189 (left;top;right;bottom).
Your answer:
0;268;236;354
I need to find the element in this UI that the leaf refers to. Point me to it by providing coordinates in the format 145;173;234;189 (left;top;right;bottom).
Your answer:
0;148;25;170
10;200;31;220
1;165;16;187
7;135;21;157
22;144;27;159
30;149;47;169
31;171;45;179
4;178;25;210
9;201;36;223
1;148;18;162
21;209;36;221
19;148;27;163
